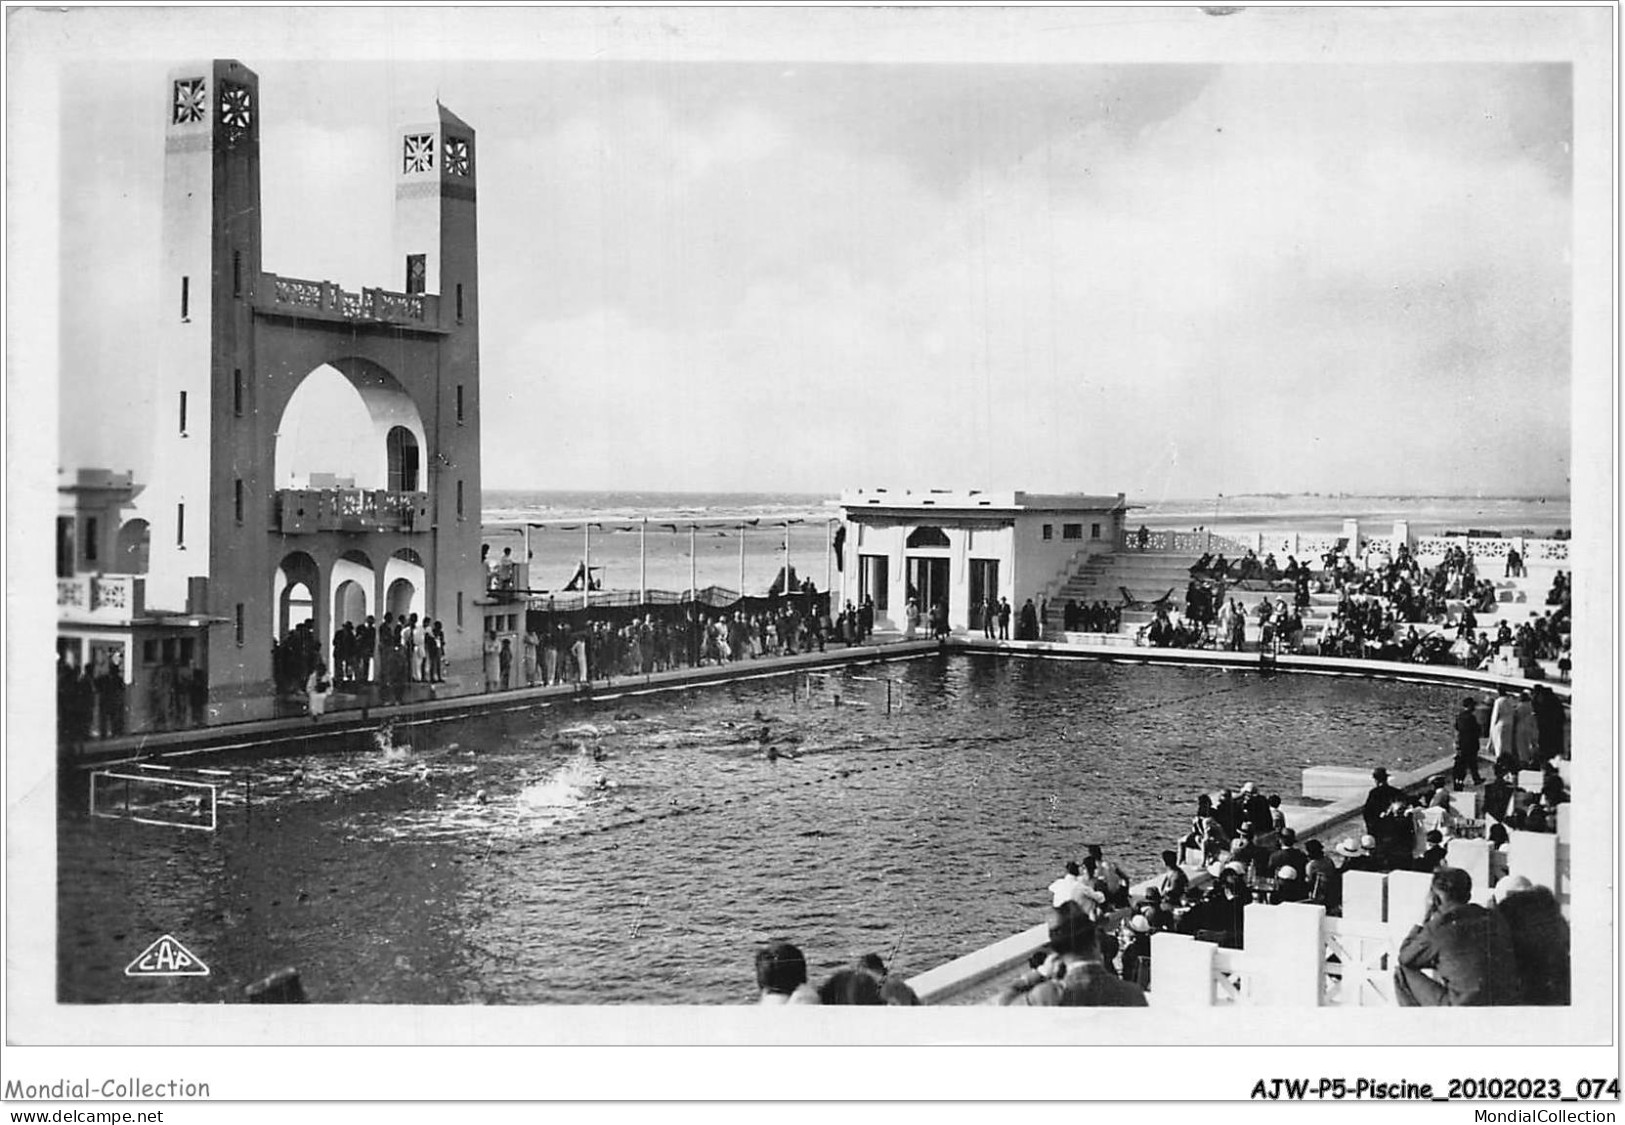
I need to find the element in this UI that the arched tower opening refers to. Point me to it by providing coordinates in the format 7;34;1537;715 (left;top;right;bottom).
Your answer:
116;518;151;574
275;360;427;491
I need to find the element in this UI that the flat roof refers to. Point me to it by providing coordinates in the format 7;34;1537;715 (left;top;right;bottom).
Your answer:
840;488;1126;514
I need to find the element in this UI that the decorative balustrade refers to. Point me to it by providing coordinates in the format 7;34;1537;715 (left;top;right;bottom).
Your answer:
1118;529;1251;555
1119;527;1570;569
58;576;87;609
274;488;430;535
263;273;429;325
1413;535;1568;567
58;574;142;622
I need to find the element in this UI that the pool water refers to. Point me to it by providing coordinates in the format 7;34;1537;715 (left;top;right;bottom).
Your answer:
58;654;1462;1004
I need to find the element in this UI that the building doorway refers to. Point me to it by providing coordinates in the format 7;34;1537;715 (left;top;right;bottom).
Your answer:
858;554;889;616
906;556;951;621
968;558;999;630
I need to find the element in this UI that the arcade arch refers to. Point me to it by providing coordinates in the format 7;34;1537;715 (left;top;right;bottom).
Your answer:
383;548;426;622
273;551;320;638
331;549;376;629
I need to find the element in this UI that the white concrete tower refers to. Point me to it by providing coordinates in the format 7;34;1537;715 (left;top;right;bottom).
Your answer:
139;59;262;615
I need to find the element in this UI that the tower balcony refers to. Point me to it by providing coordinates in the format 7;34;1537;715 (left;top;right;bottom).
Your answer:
58;573;145;623
273;489;430;535
259;272;443;329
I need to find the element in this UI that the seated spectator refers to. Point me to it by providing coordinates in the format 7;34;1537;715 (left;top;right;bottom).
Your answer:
996;901;1148;1007
1139;887;1175;932
1491;875;1570;1006
1415;829;1448;873
1155;849;1189;902
1117;914;1154;986
1303;839;1341;913
755;941;820;1005
1394;868;1522;1007
1333;835;1382;873
1229;829;1270;876
1267;827;1309;877
1270;866;1306;903
817;968;884;1006
1087;844;1132;909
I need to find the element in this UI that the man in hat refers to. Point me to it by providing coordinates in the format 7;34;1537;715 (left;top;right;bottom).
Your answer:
1363;767;1404;835
1239;782;1272;840
998;901;1148;1007
1333;835;1381;874
1394;868;1521;1006
1267;827;1309;878
1454;696;1485;786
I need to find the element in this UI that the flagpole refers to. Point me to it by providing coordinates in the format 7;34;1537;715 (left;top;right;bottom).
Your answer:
583;522;591;611
738;523;746;598
640;518;647;603
783;523;791;595
523;522;531;588
689;524;697;602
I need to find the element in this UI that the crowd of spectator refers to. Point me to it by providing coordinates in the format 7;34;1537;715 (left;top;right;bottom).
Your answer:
56;649;130;743
752;941;919;1006
1120;538;1572;675
1060;599;1122;634
499;597;851;690
273;612;448;707
1025;705;1574;1004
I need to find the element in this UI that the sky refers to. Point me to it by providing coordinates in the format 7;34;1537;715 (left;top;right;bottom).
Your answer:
44;8;1581;502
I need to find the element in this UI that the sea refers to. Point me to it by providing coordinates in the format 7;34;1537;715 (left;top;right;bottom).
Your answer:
482;490;1572;598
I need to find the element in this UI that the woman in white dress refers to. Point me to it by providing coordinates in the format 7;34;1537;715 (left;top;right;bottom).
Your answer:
306;663;332;719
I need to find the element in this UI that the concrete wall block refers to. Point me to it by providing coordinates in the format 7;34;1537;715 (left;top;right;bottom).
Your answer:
1507;829;1559;895
1301;766;1371;802
1341;870;1387;923
1149;932;1217;1008
1384;869;1435;929
1445;838;1493;904
1242;902;1325;1007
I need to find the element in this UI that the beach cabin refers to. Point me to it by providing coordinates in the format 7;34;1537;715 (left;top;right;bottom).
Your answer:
837;489;1128;633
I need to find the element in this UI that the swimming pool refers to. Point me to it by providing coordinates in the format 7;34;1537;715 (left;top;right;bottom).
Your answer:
58;653;1465;1004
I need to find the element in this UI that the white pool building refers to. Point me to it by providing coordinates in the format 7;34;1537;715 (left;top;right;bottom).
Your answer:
836;488;1129;632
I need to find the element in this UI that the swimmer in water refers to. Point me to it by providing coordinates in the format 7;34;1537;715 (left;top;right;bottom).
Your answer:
475;789;488;805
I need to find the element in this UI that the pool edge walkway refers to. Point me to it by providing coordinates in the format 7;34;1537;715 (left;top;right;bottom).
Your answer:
66;633;1567;770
